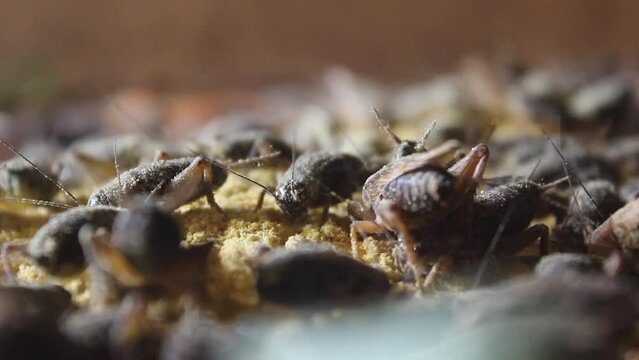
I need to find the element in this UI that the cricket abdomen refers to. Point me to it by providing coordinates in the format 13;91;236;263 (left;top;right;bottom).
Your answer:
87;158;196;207
381;166;457;216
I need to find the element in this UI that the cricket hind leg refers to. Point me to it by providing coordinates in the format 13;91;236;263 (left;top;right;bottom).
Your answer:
158;157;225;213
381;208;429;286
496;224;550;256
319;205;330;225
79;225;146;287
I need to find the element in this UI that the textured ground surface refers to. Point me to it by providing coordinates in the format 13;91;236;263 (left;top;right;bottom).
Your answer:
0;168;410;318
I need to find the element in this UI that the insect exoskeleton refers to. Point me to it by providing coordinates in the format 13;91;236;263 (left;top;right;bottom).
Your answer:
79;206;213;306
3;205;123;278
87;156;228;212
587;197;639;271
395;175;568;286
253;243;390;305
467;179;554;256
552;180;624;252
255;151;367;221
348;139;486;286
371;109;434;160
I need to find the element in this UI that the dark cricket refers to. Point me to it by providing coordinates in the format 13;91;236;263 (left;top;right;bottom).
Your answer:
1;58;639;360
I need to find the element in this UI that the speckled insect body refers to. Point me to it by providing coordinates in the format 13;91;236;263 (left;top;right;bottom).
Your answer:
264;151;366;219
553;180;624;252
254;244;390;305
395;178;556;283
349;140;486;286
1;144;231;281
372;109;433;160
88;156;228;212
80;206;212;307
3;205;123;278
3;202;122;282
467;180;551;256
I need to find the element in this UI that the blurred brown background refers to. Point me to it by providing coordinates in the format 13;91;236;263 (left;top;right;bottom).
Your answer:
0;0;637;93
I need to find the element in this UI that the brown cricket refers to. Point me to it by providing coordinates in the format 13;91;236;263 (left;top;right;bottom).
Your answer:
348;139;487;286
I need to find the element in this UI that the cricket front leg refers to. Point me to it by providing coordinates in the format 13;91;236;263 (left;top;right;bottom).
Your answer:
350;220;386;259
254;189;267;212
78;225;146;287
205;192;225;216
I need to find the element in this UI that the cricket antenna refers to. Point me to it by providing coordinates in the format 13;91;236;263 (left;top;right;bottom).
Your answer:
481;122;497;144
291;123;298;181
372;108;402;145
341;132;370;170
540;176;570;190
540;128;603;221
209;158;277;198
225;151;284;169
416;120;437;151
0;196;73;209
527;158;542;182
0;138;81;206
113;136;123;206
101;93;150;135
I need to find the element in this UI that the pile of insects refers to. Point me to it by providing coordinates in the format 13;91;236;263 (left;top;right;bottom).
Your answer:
1;60;639;359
